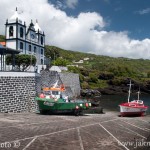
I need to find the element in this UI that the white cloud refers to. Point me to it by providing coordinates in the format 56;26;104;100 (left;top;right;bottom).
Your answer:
55;1;65;9
136;8;150;15
54;0;78;9
0;0;150;59
65;0;78;9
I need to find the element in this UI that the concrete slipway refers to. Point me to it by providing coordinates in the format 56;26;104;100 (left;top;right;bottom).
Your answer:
0;111;149;150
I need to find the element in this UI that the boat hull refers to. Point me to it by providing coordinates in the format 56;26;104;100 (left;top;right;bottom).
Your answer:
119;105;148;116
35;97;91;115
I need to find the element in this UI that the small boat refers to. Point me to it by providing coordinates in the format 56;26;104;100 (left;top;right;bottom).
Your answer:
119;80;148;117
35;81;91;116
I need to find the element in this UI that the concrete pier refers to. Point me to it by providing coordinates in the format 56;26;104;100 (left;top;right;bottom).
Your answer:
0;111;149;150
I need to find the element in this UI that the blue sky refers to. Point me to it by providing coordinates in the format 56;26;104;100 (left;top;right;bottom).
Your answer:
50;0;150;40
1;0;150;59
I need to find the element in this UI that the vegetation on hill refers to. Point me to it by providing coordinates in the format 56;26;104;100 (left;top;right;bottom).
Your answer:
0;35;5;42
45;45;150;93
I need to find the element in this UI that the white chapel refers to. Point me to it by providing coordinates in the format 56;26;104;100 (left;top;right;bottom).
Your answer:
5;8;45;66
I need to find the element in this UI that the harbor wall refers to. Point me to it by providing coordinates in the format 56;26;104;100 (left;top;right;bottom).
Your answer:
0;72;40;113
0;71;81;113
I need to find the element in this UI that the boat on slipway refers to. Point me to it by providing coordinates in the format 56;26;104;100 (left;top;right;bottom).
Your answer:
35;81;91;116
119;80;148;117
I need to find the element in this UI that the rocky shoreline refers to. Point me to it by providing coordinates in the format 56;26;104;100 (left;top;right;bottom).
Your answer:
99;84;150;95
99;78;150;95
80;79;150;112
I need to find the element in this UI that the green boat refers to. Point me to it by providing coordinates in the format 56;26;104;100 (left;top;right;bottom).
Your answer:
35;84;91;115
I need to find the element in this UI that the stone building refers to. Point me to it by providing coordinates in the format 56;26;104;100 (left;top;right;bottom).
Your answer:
5;8;45;66
39;70;81;98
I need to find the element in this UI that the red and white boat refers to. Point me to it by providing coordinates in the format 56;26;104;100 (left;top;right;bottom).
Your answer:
119;80;148;117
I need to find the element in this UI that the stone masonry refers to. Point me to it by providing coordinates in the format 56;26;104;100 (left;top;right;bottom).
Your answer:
0;71;81;113
59;72;81;98
0;72;40;113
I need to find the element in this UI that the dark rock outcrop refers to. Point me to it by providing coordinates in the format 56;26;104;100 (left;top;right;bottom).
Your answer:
99;79;150;95
80;89;101;106
81;89;101;97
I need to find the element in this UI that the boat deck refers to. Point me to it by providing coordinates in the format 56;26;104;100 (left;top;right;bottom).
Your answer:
0;111;149;150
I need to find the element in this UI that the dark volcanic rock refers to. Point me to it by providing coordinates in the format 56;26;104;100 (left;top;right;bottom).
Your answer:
80;89;101;106
81;89;101;97
99;79;150;95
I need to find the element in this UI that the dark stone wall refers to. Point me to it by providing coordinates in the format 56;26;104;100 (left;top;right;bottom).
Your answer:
0;72;40;113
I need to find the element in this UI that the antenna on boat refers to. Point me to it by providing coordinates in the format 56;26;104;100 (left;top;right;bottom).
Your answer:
137;87;140;100
127;80;133;103
52;80;58;88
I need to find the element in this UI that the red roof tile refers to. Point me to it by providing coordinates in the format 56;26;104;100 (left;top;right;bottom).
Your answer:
0;42;6;46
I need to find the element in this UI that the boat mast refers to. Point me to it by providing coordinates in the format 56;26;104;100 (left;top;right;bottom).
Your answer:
137;87;140;100
127;80;132;103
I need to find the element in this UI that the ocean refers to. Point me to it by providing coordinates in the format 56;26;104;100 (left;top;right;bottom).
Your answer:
100;94;150;114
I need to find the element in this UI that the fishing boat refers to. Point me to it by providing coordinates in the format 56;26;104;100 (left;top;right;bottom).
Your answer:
35;81;91;116
119;80;148;117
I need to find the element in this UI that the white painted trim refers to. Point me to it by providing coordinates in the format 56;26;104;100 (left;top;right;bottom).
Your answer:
0;72;40;77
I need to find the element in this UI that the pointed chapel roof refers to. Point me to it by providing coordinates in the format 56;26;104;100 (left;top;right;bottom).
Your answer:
10;7;23;23
29;20;35;30
34;20;42;33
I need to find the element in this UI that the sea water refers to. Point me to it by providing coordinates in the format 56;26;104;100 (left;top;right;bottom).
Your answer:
100;94;150;114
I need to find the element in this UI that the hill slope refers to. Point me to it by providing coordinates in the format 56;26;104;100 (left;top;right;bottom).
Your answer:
45;45;150;74
45;45;150;94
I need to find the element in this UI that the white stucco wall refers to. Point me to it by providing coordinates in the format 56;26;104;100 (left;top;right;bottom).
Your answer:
0;72;40;77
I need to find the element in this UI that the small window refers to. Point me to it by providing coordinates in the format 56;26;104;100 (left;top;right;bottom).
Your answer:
34;46;36;53
41;49;43;55
41;59;43;64
29;45;31;51
41;36;43;45
20;42;23;50
9;26;13;37
20;27;23;38
52;91;59;95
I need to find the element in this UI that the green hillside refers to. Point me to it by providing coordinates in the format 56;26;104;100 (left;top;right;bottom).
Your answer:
45;45;150;73
45;45;150;90
0;35;5;42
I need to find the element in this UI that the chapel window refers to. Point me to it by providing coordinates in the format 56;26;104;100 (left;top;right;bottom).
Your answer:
9;26;13;37
41;36;43;45
20;42;23;50
20;27;23;38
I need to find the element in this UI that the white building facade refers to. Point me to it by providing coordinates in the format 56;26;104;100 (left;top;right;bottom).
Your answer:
5;8;45;65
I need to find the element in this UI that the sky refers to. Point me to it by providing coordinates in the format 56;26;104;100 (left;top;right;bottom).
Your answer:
0;0;150;59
